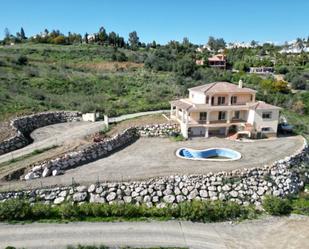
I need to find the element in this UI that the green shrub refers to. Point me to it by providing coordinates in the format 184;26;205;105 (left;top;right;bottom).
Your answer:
31;203;53;219
0;199;31;221
58;203;79;219
292;198;309;215
262;196;292;216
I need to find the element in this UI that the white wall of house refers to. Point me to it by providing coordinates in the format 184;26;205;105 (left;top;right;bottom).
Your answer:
189;90;206;104
253;109;280;134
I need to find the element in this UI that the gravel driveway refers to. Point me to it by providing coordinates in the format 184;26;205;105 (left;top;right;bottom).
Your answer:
1;135;304;191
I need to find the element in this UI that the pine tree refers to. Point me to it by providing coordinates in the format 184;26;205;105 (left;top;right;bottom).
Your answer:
20;27;26;39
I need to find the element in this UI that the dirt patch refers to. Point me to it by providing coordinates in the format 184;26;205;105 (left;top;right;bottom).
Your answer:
0;121;15;142
0;139;89;182
89;114;173;142
76;61;143;72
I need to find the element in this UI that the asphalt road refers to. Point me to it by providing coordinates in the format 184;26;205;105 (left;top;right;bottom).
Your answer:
0;215;308;249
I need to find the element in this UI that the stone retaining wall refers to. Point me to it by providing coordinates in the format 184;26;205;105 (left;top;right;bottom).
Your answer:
23;124;179;180
0;111;81;155
24;127;139;180
1;140;307;207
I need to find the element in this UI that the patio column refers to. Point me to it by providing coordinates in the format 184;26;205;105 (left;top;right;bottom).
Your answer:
205;128;209;138
228;94;232;106
207;111;210;124
226;110;231;124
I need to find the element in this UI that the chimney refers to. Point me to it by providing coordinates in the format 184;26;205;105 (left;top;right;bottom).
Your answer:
238;79;243;88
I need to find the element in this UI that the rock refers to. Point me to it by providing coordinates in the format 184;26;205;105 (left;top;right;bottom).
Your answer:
176;195;186;203
42;168;51;178
54;196;65;204
89;194;105;203
45;192;57;200
199;190;208;198
123;196;132;203
163;195;175;203
131;191;139;198
230;190;238;198
88;184;96;193
52;169;60;176
58;190;67;197
188;189;198;200
73;192;87;202
24;172;35;180
106;192;117;202
218;193;226;200
76;186;87;192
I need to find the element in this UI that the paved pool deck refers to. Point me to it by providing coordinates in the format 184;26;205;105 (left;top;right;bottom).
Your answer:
0;135;305;191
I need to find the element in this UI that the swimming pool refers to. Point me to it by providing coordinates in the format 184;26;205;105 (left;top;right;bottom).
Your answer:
176;147;241;161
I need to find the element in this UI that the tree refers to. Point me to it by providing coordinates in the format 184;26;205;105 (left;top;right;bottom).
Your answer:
108;32;117;46
4;28;10;39
250;40;258;47
175;56;196;76
20;27;26;40
296;38;304;50
98;26;108;45
84;33;89;44
207;36;226;51
128;31;139;50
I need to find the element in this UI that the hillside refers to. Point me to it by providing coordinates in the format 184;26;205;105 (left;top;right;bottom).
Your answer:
0;42;309;139
0;43;185;119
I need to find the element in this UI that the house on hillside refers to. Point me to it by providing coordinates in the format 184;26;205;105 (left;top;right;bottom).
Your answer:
170;81;281;139
249;67;274;75
208;54;226;69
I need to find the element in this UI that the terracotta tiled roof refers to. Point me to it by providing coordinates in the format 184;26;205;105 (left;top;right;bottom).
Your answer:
252;101;282;110
208;54;226;61
189;82;257;94
170;99;193;110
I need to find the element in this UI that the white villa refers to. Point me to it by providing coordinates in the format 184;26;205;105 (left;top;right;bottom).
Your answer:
170;81;281;139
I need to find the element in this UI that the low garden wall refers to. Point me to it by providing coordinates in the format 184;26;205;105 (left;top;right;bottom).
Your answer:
0;111;81;155
23;123;179;180
1;140;307;207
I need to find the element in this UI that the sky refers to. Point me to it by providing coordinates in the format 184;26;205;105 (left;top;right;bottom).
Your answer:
1;0;308;45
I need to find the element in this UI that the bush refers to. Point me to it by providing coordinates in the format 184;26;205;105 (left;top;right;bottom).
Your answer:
31;203;53;219
262;196;292;215
0;199;31;220
58;202;79;219
16;55;28;65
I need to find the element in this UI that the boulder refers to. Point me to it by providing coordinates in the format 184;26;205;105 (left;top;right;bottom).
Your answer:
163;195;175;203
106;192;117;202
54;196;65;204
73;192;87;202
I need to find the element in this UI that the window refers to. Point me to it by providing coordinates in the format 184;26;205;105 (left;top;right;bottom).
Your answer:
234;111;240;119
191;93;194;99
231;96;237;105
217;96;226;105
262;127;271;132
206;96;209;104
262;112;272;119
199;112;207;120
218;111;226;120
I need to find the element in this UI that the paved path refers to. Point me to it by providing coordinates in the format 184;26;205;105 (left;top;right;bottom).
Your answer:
0;110;169;164
0;216;308;249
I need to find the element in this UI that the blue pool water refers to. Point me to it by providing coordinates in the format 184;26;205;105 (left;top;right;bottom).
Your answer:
176;148;241;161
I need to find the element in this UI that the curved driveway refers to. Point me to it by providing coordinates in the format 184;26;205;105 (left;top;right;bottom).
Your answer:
0;110;169;164
0;216;308;249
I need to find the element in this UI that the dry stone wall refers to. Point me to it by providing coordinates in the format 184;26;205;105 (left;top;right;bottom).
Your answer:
1;140;307;207
23;124;179;180
0;111;81;155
